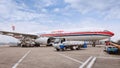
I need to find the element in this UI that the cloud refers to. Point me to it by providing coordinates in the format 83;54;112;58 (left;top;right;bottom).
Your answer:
105;6;120;19
0;0;61;32
64;0;120;19
53;8;60;12
0;0;57;21
0;0;120;42
0;22;54;33
0;0;15;19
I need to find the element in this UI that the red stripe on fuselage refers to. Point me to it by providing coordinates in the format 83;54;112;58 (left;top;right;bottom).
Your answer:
40;31;114;37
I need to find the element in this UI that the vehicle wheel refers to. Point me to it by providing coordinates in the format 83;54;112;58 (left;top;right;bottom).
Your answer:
61;48;65;51
76;46;80;50
56;48;60;51
76;48;79;50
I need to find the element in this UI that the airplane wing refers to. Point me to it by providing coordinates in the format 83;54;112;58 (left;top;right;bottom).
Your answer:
0;31;38;39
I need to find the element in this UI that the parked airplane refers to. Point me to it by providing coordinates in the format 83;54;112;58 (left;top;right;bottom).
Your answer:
0;30;114;47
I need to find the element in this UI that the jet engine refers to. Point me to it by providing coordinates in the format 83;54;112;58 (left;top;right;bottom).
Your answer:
35;37;55;46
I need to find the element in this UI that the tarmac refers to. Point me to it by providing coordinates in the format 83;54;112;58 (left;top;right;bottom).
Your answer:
0;45;119;68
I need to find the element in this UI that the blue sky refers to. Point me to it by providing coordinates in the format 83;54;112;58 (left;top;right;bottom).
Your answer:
0;0;120;42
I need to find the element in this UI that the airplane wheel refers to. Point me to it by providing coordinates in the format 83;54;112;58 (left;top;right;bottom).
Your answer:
92;45;95;47
92;42;96;47
35;43;40;47
70;46;74;50
46;44;52;46
21;45;24;47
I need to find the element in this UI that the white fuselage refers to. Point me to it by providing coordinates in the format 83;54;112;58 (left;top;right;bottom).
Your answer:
54;35;110;41
35;35;110;45
35;31;114;45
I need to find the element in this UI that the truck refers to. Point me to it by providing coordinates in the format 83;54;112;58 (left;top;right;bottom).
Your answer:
52;38;87;51
104;45;119;54
105;41;119;54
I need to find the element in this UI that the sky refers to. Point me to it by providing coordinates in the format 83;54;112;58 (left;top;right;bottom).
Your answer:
0;0;120;42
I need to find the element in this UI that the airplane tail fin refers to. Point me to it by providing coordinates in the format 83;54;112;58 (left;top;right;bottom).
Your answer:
12;25;15;31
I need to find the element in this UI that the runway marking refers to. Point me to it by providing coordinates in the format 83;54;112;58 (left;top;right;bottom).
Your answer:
58;53;83;64
97;56;120;59
99;48;104;57
86;57;96;68
79;56;93;68
12;50;31;68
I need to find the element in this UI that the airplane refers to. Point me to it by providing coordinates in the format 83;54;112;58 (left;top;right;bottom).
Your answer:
0;30;114;47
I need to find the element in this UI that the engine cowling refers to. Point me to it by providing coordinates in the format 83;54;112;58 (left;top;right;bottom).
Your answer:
35;37;55;46
35;37;48;45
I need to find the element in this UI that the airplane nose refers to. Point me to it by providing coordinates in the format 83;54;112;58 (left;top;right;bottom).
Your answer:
109;31;114;36
104;30;114;36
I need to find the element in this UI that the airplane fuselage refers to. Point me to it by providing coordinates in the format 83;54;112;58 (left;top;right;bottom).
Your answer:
39;31;114;41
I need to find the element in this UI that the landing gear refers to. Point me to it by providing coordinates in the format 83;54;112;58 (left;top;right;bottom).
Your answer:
46;44;53;46
21;45;24;47
92;41;96;47
34;43;40;47
70;46;74;50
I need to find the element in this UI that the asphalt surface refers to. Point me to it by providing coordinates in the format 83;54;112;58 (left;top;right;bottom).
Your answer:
0;45;119;68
